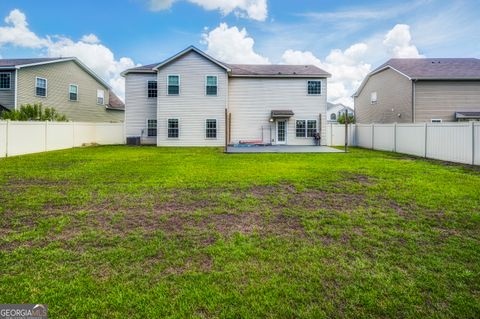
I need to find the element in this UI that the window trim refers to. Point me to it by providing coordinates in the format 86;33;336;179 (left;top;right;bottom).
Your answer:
431;119;443;123
330;113;337;121
307;80;322;95
205;75;218;96
69;84;79;102
167;74;180;96
147;80;158;98
97;89;105;105
205;118;218;139
167;118;179;139
370;91;378;104
35;76;48;97
0;72;11;90
295;119;318;138
146;118;157;137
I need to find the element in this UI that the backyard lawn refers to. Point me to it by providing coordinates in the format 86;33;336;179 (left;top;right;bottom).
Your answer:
0;146;479;318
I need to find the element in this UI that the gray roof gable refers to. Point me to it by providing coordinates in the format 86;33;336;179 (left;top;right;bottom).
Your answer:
0;57;71;68
374;58;480;80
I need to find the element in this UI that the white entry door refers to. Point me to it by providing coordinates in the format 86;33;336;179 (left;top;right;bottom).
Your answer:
276;120;287;144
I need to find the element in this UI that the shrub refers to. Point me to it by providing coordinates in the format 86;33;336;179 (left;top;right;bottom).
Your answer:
337;113;355;124
0;103;68;121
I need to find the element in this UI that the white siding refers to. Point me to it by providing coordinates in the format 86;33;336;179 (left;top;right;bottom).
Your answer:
156;51;227;146
228;77;327;145
125;73;158;144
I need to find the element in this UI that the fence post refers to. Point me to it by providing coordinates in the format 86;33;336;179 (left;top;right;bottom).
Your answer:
371;124;375;149
72;122;75;148
5;119;9;157
393;122;397;153
44;121;48;152
472;121;475;165
424;122;428;158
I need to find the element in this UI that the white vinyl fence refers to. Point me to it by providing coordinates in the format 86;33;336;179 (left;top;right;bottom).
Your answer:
0;120;124;158
328;122;479;166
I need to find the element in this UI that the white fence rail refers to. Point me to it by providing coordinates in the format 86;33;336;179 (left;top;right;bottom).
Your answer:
0;120;124;158
328;122;479;165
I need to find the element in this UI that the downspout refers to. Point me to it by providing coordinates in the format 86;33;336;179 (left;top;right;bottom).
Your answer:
14;68;18;110
412;80;416;123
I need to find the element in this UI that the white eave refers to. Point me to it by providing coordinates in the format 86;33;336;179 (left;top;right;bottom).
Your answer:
352;65;411;98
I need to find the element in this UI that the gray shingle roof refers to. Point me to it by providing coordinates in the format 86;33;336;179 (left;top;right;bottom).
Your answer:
227;64;330;77
374;58;480;79
107;91;125;111
0;57;71;67
123;63;158;73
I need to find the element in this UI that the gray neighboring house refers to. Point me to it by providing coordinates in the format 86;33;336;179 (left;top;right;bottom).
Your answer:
122;46;331;146
327;102;354;122
0;57;124;122
354;58;480;123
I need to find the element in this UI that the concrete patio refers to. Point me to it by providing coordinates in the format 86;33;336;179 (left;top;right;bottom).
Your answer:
226;145;343;153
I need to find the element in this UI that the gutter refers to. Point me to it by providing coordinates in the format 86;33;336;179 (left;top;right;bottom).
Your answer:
412;80;416;123
14;69;18;110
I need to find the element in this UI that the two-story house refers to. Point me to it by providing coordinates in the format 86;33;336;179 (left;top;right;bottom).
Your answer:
0;57;124;122
122;46;330;146
354;58;480;123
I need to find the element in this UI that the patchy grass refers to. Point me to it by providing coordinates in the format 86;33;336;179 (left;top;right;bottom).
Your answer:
0;146;479;318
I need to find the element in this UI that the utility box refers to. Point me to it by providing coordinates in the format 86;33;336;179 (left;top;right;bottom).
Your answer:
126;136;141;146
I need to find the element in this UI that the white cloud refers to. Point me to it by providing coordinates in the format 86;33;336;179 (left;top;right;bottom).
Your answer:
0;9;136;100
148;0;267;21
282;44;371;106
0;9;49;48
383;24;423;58
201;23;269;64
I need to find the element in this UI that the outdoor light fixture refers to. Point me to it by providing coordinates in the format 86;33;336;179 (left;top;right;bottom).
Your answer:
269;118;274;122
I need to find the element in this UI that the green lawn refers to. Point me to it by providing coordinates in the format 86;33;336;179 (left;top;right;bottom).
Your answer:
1;146;479;318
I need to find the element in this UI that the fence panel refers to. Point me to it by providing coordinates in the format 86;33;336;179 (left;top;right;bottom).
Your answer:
8;122;46;156
475;123;480;166
327;124;355;146
0;121;124;158
426;123;473;164
356;124;373;148
373;124;395;151
396;124;426;157
47;122;74;151
0;122;6;158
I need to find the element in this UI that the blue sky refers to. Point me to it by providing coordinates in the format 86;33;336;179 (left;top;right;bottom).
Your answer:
0;0;479;104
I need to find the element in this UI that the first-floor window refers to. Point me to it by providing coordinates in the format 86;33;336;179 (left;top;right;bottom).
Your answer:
147;119;157;137
330;113;336;121
69;84;78;101
97;89;105;105
431;119;443;123
205;119;217;138
168;119;179;138
36;77;47;97
296;119;317;137
0;72;11;89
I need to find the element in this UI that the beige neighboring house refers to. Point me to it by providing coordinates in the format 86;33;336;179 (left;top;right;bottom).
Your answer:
354;58;480;123
0;57;124;122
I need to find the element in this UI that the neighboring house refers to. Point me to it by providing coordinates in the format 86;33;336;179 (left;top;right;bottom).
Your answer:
0;58;124;122
353;58;480;123
122;46;330;146
327;102;354;122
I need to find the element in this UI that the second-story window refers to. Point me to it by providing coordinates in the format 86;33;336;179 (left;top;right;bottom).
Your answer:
206;76;217;96
69;84;78;101
36;77;47;97
168;75;179;95
147;80;157;98
97;89;105;105
307;80;321;95
0;73;11;89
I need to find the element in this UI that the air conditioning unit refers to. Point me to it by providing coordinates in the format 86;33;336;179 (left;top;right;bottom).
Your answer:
126;136;141;146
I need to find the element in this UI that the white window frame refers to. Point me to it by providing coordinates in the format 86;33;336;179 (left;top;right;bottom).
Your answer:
431;119;443;123
97;89;105;105
0;72;11;90
370;91;378;104
167;74;180;96
35;77;48;97
205;118;218;139
167;118;179;138
307;80;322;95
146;119;157;137
69;84;79;101
205;75;218;96
295;119;318;138
147;80;157;98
